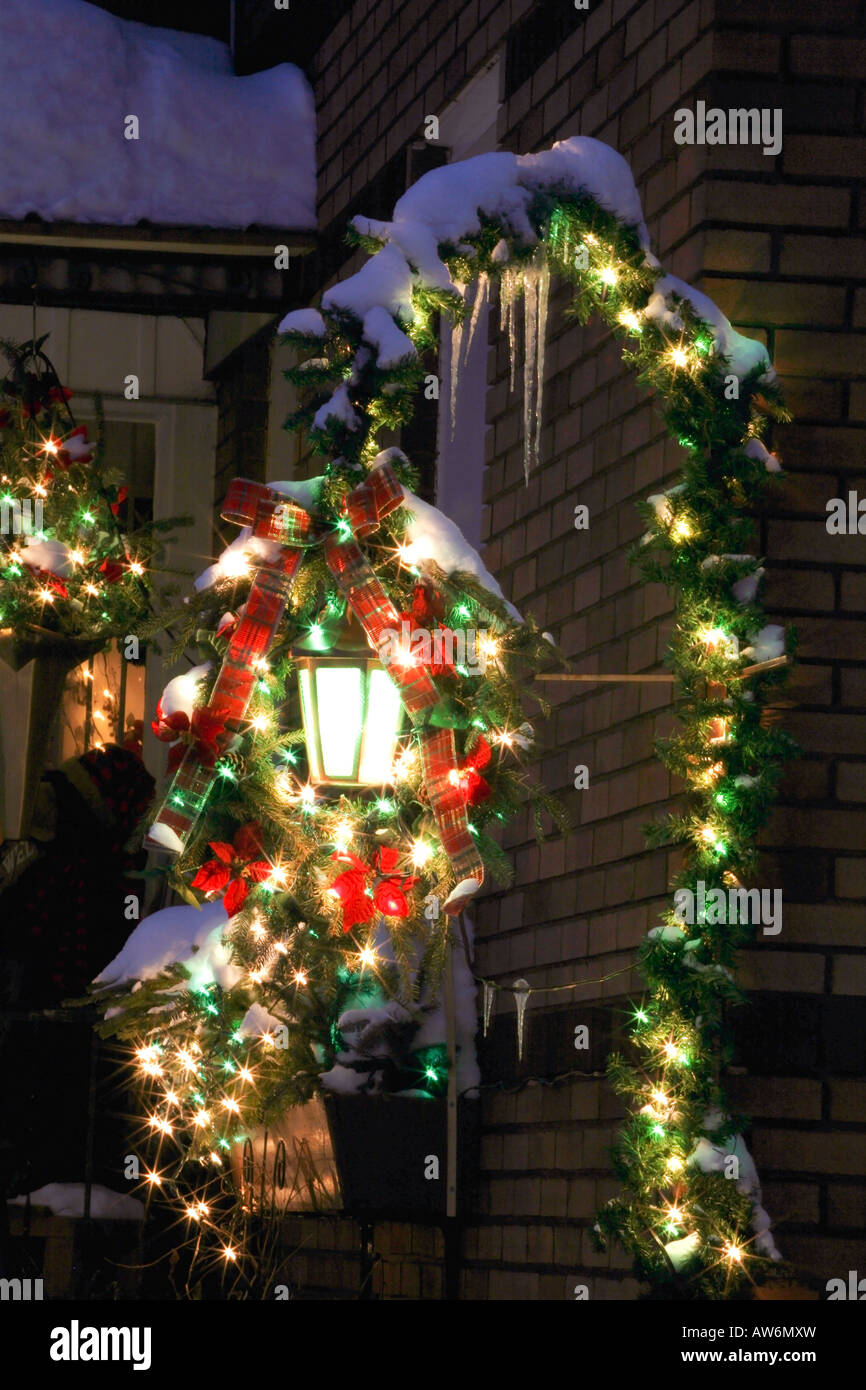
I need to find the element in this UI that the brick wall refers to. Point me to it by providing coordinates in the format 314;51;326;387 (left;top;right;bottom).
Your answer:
290;0;865;1298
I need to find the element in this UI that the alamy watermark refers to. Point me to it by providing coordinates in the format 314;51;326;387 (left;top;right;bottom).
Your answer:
378;621;490;676
674;101;782;157
673;880;782;935
1;497;43;535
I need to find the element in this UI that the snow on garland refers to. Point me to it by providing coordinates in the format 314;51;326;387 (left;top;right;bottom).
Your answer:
95;135;795;1298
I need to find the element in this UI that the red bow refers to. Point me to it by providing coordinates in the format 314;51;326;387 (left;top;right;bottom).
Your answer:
191;821;271;917
152;704;231;772
449;735;493;805
328;845;419;931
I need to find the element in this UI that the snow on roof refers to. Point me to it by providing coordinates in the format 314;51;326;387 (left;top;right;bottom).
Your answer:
0;0;316;229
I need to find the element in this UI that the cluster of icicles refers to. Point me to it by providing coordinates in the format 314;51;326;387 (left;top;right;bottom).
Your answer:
449;252;551;485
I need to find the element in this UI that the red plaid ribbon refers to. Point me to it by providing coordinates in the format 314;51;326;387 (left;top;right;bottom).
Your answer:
419;728;485;885
146;459;484;894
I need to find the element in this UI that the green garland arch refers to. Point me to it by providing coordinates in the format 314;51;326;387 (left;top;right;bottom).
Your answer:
278;139;797;1298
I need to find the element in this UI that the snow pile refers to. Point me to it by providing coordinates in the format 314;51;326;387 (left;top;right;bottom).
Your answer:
0;0;316;229
95;899;239;992
691;1120;781;1261
9;1183;144;1221
158;663;212;719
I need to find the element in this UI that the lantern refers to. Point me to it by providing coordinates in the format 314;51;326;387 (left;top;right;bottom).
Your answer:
293;610;405;788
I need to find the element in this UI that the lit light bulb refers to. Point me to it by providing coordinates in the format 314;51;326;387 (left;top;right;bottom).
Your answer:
668;346;690;369
33;483;48;498
724;1242;742;1263
618;310;641;332
663;1042;679;1060
671;517;692;541
411;840;433;868
223;1246;237;1262
42;438;59;455
39;588;55;603
666;1155;684;1174
128;559;145;576
700;824;717;843
651;1089;669;1107
599;266;618;287
222;1097;240;1115
220;550;250;579
358;945;377;968
145;1171;162;1187
193;1110;210;1128
333;820;353;851
84;583;99;596
250;714;269;732
293;969;308;986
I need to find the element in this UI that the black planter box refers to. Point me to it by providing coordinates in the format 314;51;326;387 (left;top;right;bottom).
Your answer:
324;1094;479;1223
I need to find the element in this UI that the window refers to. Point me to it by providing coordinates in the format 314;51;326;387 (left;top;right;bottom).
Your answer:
505;0;585;99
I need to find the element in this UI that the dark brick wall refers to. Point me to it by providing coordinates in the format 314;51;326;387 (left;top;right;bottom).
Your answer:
287;0;866;1299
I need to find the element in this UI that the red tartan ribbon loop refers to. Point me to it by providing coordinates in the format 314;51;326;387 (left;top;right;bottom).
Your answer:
146;460;484;900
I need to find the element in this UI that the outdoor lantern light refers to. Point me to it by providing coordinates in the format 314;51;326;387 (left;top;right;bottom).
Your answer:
293;609;405;787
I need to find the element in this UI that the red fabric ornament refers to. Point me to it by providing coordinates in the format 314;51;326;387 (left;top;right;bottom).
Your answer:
449;735;493;805
191;821;271;917
109;486;129;517
52;424;94;471
410;579;445;627
98;558;126;584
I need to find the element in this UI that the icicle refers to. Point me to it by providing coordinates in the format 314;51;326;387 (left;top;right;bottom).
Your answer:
449;313;463;442
534;259;550;473
521;252;550;484
522;267;538;485
500;266;519;393
482;979;496;1038
513;978;531;1061
464;271;488;367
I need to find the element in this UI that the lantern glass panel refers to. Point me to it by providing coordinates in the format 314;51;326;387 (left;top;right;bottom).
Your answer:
359;667;404;785
315;666;364;779
297;667;322;782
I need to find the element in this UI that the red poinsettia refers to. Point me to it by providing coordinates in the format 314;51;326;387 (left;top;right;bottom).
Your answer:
328;845;419;932
191;822;271;917
448;735;493;805
151;703;231;772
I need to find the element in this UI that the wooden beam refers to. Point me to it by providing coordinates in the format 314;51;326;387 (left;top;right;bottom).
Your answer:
536;672;674;682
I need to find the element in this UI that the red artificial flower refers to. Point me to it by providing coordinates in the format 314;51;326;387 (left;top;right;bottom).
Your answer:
449;735;493;806
109;486;129;517
328;845;418;931
43;572;69;598
191;821;271;917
